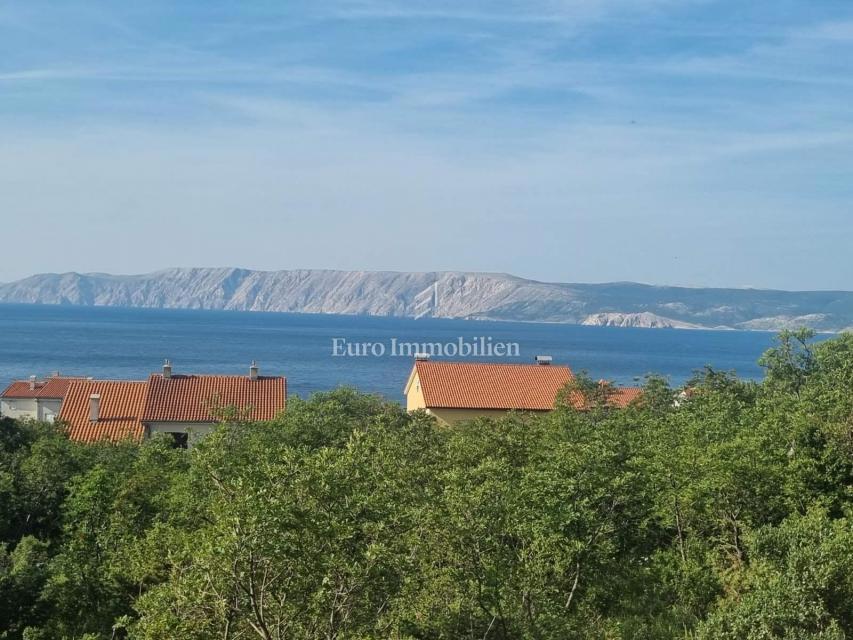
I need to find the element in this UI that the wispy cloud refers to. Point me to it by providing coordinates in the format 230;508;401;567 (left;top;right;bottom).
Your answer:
0;68;99;81
0;1;851;289
317;0;694;23
647;18;853;86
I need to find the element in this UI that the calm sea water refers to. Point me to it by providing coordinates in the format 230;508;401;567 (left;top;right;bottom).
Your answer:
0;303;796;402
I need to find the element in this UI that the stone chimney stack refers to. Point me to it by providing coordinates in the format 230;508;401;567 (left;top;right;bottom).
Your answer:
29;375;37;390
163;359;172;379
249;361;259;381
89;394;101;422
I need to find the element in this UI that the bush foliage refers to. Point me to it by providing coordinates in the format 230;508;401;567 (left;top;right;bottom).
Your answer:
1;330;851;639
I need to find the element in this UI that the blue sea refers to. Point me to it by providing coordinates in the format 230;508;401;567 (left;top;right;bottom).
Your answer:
0;303;798;401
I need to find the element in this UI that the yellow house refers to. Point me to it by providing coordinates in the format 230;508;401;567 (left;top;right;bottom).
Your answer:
403;358;576;426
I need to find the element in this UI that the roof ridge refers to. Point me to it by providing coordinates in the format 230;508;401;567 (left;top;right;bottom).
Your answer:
147;373;285;379
68;379;149;384
417;360;572;368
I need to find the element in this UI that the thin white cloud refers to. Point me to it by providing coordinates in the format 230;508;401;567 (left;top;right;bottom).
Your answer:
0;1;851;288
795;19;853;42
647;17;853;85
323;0;698;24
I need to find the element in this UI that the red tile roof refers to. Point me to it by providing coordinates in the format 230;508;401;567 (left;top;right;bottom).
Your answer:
411;360;575;410
574;383;644;409
59;380;148;443
608;386;643;408
141;374;286;423
1;376;84;399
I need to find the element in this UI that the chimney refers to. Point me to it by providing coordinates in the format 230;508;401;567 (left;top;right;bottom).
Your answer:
414;353;431;361
29;375;37;390
249;361;259;380
89;394;101;422
535;355;553;366
163;359;172;379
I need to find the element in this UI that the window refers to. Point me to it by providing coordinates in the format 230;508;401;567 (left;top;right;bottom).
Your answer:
168;432;189;449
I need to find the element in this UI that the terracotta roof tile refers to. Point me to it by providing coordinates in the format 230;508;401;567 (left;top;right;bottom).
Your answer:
58;380;148;443
141;374;286;423
412;360;575;410
1;376;84;399
609;386;643;408
574;384;644;410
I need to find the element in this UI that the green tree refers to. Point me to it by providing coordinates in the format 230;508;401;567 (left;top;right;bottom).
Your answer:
698;508;853;639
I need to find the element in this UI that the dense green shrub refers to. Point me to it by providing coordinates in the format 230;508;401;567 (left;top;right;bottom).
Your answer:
0;331;851;639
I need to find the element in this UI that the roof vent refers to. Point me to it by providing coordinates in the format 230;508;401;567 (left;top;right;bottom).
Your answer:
163;359;172;379
89;394;101;422
535;355;553;365
415;353;431;361
249;361;259;380
29;375;37;390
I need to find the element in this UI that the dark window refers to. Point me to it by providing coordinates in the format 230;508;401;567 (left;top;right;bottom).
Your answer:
169;432;188;449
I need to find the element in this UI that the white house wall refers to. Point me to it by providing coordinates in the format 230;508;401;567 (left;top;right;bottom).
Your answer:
1;398;38;420
146;422;217;448
1;398;65;422
39;399;62;422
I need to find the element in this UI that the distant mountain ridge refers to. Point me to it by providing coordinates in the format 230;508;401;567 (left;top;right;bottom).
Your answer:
1;268;852;332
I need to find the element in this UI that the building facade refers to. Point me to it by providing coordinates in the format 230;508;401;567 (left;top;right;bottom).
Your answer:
55;362;286;447
404;358;576;426
404;357;641;426
1;375;82;422
140;363;286;448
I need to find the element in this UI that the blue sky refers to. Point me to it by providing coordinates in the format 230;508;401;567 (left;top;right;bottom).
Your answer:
1;0;851;289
